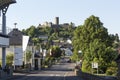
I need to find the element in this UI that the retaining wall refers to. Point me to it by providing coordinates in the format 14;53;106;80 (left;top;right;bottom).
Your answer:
76;70;117;80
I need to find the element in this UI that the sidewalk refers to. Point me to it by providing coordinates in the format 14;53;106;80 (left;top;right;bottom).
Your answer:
7;72;28;80
7;70;47;80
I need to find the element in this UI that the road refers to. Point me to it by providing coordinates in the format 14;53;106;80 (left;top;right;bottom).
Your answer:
8;63;83;80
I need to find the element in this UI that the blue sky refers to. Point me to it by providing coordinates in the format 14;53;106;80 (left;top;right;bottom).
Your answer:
0;0;120;36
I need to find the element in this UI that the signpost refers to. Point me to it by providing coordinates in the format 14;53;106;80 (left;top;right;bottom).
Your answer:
92;62;98;74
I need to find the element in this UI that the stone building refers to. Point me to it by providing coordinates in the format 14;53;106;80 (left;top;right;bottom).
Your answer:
38;17;75;28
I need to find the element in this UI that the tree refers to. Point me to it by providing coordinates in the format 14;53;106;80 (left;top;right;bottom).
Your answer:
26;51;32;63
51;46;62;58
25;26;37;37
72;15;118;73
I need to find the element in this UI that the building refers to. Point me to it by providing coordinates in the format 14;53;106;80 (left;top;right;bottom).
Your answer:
7;28;41;70
55;17;59;25
38;17;75;28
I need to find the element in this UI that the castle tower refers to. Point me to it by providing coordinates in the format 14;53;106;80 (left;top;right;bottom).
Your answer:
55;17;59;25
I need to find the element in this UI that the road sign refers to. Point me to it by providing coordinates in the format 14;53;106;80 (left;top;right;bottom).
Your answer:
92;62;98;68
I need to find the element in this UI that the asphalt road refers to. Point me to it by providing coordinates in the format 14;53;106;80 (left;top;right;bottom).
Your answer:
8;63;83;80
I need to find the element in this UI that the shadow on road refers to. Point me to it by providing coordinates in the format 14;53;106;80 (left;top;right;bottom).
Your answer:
8;63;79;80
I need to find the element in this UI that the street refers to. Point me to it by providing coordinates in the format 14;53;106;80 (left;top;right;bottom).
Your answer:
8;63;83;80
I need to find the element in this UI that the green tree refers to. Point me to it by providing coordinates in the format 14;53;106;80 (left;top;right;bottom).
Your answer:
51;46;62;58
24;26;37;37
72;15;118;73
26;51;32;63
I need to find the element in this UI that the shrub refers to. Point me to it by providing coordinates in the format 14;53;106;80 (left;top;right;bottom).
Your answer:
106;67;117;76
6;53;14;66
82;60;91;73
106;61;118;76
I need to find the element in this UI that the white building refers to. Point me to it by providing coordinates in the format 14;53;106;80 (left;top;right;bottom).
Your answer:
5;28;41;70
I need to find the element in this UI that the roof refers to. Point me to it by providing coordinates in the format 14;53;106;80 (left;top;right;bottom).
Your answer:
8;28;23;45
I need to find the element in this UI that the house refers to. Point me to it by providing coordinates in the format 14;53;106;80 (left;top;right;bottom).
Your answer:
7;28;41;70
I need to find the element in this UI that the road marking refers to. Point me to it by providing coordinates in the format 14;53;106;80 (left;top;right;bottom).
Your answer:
50;74;54;76
49;74;61;76
56;74;61;76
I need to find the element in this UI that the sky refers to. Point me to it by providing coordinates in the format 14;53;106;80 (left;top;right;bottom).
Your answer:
0;0;120;36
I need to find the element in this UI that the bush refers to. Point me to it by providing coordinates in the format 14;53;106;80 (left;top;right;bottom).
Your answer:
82;60;91;73
106;61;118;76
106;67;117;76
6;53;14;66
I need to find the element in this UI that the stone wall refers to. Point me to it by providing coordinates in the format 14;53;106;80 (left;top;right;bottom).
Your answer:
76;70;117;80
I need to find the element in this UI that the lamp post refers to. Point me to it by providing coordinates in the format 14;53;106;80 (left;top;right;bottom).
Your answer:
78;50;82;61
76;50;82;68
0;0;16;69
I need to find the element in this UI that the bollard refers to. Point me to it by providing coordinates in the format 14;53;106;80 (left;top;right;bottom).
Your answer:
74;69;79;76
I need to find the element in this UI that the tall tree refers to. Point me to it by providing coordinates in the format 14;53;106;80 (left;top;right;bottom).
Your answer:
26;26;36;37
72;15;118;73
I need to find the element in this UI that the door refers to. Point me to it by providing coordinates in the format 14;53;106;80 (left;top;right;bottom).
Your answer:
34;59;38;70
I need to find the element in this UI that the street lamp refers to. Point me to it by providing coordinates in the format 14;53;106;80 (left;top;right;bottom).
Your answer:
0;0;16;69
78;50;82;68
78;50;82;54
78;50;82;61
